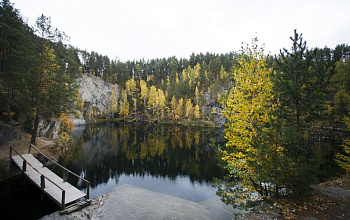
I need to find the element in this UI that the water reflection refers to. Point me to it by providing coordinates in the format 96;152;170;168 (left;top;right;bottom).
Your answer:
60;123;226;201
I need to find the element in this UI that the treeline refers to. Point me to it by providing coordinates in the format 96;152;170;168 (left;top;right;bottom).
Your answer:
1;0;350;132
79;50;237;123
0;0;237;127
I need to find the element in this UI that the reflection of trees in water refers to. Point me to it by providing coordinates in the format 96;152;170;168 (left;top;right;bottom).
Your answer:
62;123;226;189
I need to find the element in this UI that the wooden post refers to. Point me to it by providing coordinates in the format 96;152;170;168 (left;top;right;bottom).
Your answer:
22;160;26;187
22;160;26;172
28;144;32;154
63;169;68;182
86;182;90;199
9;146;12;159
61;190;65;210
43;157;47;167
41;175;45;188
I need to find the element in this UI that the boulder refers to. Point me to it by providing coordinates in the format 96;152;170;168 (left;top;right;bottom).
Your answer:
38;118;60;140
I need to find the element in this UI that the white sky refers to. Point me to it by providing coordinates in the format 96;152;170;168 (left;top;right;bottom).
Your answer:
10;0;350;61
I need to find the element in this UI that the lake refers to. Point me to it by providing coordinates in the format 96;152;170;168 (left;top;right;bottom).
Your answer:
0;122;227;219
62;122;227;201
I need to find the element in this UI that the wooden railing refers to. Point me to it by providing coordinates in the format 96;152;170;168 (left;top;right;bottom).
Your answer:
28;144;90;199
10;146;67;209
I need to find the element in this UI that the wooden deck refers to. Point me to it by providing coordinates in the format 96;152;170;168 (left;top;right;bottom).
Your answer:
10;145;90;211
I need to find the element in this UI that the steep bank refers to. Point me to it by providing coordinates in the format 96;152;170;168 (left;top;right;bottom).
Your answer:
76;73;122;119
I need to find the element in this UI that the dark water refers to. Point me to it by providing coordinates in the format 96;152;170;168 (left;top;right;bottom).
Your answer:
61;123;227;201
0;122;227;219
0;123;343;219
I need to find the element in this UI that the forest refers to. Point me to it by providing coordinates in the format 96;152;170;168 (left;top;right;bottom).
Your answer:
1;0;350;208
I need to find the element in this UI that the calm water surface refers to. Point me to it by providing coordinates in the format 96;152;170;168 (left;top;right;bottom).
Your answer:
0;122;226;219
62;122;227;201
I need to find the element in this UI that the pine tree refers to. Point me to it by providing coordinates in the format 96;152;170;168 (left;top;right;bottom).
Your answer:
31;14;73;144
175;98;184;120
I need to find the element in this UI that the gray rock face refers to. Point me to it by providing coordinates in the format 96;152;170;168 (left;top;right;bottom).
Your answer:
76;74;122;114
202;92;226;127
38;118;60;140
34;75;122;141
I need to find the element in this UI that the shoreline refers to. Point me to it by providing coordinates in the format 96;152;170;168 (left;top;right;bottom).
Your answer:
41;184;240;220
0;132;58;182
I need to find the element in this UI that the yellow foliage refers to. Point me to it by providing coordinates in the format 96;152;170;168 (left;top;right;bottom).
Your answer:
119;89;129;118
59;113;75;133
2;112;15;119
220;38;283;201
335;117;350;174
194;105;201;119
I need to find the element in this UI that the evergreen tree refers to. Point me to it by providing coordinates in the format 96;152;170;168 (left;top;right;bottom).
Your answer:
330;58;350;121
31;14;74;144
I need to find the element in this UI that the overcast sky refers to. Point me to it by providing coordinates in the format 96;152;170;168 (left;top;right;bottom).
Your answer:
10;0;350;61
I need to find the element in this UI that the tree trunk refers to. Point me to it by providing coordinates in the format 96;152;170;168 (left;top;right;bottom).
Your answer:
31;40;44;144
30;106;40;144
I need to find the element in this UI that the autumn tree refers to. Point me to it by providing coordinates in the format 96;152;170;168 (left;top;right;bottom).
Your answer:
58;113;74;150
185;99;193;119
75;87;84;113
148;86;157;116
170;95;177;120
330;58;350;121
110;90;118;118
194;104;200;120
157;88;166;119
125;78;137;118
335;117;350;174
119;89;129;118
140;79;148;115
220;39;288;204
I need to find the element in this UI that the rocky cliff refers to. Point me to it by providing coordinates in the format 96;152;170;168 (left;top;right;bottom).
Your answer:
76;74;122;117
36;74;122;140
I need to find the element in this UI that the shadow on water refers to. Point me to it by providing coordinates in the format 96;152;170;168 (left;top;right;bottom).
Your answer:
0;175;59;220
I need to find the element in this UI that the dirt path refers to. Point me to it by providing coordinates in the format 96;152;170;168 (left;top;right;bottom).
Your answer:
0;132;58;181
275;177;350;220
